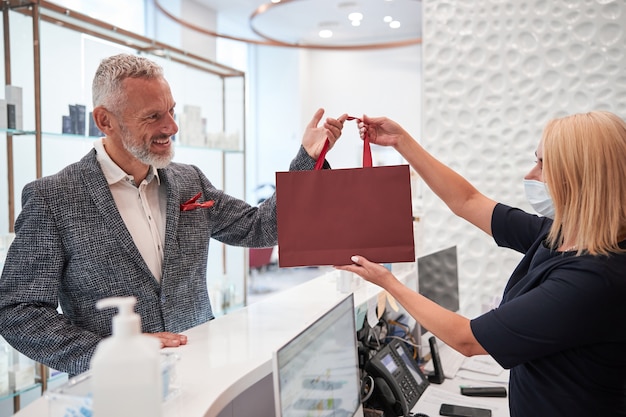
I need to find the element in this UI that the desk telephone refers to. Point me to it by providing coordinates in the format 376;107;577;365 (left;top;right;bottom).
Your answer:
364;339;430;416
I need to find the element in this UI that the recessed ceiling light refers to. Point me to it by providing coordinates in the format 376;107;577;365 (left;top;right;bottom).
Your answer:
383;15;393;23
243;0;421;49
348;12;363;21
389;20;401;29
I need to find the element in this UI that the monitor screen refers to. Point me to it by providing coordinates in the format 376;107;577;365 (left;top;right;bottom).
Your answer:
417;246;459;333
273;294;363;417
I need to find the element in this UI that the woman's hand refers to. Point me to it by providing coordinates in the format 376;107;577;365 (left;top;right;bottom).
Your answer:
335;255;398;289
358;115;409;148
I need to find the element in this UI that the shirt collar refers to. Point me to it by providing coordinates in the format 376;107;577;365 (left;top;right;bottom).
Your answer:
94;137;161;186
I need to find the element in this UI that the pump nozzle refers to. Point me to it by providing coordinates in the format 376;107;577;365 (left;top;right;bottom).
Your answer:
96;296;141;337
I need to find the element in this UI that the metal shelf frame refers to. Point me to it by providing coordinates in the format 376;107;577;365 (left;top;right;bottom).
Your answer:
0;1;248;410
1;0;246;232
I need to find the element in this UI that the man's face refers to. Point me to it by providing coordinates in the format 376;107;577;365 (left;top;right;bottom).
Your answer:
113;77;178;168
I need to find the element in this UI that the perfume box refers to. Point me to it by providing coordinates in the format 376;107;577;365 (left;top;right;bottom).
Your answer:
5;85;23;130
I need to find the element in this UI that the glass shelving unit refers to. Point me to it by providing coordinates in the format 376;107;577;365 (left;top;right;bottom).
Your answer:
0;1;248;411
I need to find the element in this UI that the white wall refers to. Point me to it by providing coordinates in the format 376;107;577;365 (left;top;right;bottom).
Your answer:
245;44;422;185
422;0;626;316
246;46;304;198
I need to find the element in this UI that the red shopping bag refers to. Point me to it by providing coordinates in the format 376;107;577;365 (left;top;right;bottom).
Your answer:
275;125;415;267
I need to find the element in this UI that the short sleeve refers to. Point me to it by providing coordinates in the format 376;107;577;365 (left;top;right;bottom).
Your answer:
471;259;619;368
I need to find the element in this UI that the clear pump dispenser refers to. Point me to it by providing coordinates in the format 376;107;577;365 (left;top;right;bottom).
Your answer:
90;296;162;417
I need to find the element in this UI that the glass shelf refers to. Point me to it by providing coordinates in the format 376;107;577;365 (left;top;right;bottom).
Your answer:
0;382;42;403
0;128;36;136
2;130;244;153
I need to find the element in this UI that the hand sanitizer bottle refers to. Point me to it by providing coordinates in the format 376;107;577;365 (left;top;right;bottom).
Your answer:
90;296;162;417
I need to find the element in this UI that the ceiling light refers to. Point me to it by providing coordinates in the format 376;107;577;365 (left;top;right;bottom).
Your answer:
389;20;401;29
348;12;363;21
383;15;393;23
319;30;333;38
154;0;421;51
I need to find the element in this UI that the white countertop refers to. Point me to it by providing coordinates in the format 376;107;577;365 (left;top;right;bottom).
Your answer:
17;269;407;417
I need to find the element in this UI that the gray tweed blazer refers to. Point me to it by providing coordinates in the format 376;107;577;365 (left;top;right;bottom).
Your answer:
0;146;317;375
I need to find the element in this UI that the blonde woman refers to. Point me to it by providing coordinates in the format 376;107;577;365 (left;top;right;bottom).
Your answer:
337;111;626;417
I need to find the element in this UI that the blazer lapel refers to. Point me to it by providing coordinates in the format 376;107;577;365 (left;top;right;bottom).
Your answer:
80;151;155;278
159;168;181;267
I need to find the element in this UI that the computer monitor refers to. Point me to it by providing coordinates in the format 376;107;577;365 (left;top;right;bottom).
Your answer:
417;246;459;334
272;294;364;417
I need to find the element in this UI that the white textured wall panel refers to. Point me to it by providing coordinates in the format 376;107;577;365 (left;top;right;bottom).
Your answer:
422;0;626;317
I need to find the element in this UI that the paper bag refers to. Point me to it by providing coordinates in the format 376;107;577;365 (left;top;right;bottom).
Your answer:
276;134;415;267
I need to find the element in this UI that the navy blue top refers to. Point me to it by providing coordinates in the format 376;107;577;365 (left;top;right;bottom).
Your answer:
470;203;626;417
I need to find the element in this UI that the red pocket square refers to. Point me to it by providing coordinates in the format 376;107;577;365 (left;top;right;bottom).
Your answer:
180;192;215;211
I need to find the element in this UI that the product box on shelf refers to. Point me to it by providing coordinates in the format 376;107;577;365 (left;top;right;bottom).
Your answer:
0;99;7;130
46;352;180;417
88;112;103;137
0;337;11;396
9;351;35;392
8;363;35;392
206;131;240;151
178;105;205;147
9;350;35;392
5;85;23;130
63;104;88;135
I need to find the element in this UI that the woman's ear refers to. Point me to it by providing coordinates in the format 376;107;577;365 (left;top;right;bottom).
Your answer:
92;106;113;135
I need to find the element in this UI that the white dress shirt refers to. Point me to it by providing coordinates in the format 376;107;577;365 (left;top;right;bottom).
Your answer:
94;138;166;282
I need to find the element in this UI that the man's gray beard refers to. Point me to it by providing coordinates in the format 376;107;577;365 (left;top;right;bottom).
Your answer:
122;134;174;169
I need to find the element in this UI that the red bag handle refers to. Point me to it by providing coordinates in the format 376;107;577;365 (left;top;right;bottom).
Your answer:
314;116;372;170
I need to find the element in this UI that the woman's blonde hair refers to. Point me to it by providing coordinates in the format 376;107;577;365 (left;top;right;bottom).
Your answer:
543;110;626;256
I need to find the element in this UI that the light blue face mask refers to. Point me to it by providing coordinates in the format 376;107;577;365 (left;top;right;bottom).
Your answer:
523;179;555;219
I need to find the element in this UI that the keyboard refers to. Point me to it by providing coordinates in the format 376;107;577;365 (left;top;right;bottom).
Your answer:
423;339;466;379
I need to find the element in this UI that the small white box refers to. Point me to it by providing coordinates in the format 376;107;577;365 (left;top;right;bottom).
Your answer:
8;363;35;391
5;85;23;130
0;99;7;129
179;105;205;147
0;353;9;396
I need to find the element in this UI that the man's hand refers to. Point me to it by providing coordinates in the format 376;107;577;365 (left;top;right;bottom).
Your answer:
147;332;188;348
302;108;349;160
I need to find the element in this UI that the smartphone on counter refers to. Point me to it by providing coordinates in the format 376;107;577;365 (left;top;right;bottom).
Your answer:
439;403;492;417
460;386;507;398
